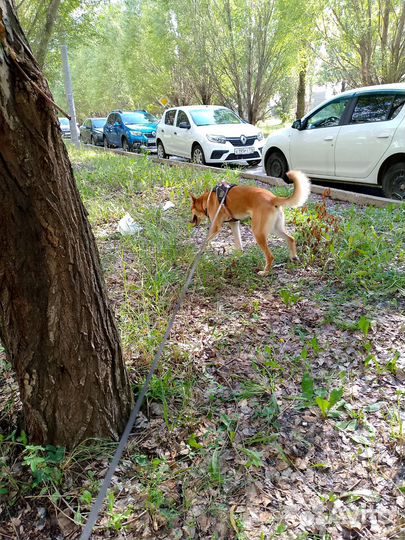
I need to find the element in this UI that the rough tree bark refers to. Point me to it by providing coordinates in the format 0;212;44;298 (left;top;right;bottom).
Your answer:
0;0;132;448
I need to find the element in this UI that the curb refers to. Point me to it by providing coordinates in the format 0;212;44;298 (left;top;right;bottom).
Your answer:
83;144;403;209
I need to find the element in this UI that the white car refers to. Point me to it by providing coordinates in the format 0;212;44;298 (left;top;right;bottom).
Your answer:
262;83;405;199
58;117;80;139
156;105;264;166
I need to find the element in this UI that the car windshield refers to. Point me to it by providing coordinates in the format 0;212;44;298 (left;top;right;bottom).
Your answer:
190;108;242;126
122;112;157;124
93;118;106;128
59;118;69;126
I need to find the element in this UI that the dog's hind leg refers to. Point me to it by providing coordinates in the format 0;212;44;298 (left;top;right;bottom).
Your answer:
252;214;275;276
229;221;243;251
275;210;298;261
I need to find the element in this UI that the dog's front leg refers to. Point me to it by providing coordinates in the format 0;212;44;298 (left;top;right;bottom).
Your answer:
206;219;223;245
229;221;243;251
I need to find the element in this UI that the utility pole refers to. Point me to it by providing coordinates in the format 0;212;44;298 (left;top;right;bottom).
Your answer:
61;44;79;147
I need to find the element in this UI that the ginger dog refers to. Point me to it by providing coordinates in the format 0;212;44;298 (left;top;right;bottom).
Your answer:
190;170;310;275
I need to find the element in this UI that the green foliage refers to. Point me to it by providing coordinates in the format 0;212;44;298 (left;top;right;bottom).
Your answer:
106;491;133;531
300;372;343;418
240;447;264;468
294;197;405;302
293;194;341;266
0;431;66;504
16;0;405;121
22;444;65;487
317;0;405;86
315;388;344;419
301;371;315;405
279;288;302;306
358;315;372;337
209;448;223;485
18;0;326;122
331;206;405;298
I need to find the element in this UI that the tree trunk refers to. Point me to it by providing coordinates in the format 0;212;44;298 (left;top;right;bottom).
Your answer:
35;0;61;68
296;54;307;119
0;0;132;448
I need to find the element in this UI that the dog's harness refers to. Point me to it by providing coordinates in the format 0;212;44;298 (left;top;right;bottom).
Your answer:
204;182;239;222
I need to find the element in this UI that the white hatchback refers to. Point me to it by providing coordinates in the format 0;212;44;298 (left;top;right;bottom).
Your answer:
262;83;405;199
156;105;264;166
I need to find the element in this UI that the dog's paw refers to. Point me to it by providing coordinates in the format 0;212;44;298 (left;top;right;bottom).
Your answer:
290;256;299;263
258;270;270;277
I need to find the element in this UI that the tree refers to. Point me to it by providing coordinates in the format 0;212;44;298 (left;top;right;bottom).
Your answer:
317;0;405;87
17;0;101;97
34;0;61;68
295;54;308;119
0;0;132;448
204;0;303;124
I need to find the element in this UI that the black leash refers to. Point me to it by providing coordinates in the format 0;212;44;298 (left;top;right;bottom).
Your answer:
79;184;231;540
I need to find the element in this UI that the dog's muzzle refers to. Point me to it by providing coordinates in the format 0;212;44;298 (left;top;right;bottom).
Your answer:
191;214;199;226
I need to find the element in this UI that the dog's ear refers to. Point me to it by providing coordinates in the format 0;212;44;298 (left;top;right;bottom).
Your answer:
190;193;196;203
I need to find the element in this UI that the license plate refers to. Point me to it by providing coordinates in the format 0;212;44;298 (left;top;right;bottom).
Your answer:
235;146;254;155
147;138;156;145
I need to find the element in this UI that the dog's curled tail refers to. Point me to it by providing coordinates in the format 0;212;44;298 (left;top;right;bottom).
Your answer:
273;170;311;208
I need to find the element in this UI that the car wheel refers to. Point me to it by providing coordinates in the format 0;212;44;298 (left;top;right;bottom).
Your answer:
157;141;167;159
265;151;288;180
103;136;109;149
192;144;206;165
382;162;405;200
122;138;131;152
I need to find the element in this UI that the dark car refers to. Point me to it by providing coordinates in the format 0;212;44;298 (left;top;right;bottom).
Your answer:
79;117;107;146
103;110;158;152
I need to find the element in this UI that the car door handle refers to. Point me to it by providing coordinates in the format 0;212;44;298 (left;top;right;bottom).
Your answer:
324;136;334;141
174;132;177;135
377;133;390;138
161;129;164;133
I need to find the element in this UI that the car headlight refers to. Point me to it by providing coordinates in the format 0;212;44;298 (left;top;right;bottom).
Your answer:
207;134;226;144
130;130;143;136
257;132;264;141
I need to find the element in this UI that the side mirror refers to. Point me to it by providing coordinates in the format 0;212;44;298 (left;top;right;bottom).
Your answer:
178;122;191;129
292;119;302;130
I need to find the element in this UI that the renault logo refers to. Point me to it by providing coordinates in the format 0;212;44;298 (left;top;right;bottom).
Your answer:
152;131;156;136
240;135;247;145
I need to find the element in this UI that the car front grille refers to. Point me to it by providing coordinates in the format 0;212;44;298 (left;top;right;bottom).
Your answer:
210;150;228;159
226;136;256;147
145;132;156;138
225;151;260;161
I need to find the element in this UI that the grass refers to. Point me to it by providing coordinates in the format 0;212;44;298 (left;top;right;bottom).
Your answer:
1;145;404;539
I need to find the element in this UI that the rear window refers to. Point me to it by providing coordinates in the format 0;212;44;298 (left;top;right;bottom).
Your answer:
164;110;176;125
93;118;106;128
389;95;405;119
350;94;399;124
122;111;157;124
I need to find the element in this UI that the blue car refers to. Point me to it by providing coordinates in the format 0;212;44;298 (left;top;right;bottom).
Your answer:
103;110;158;152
